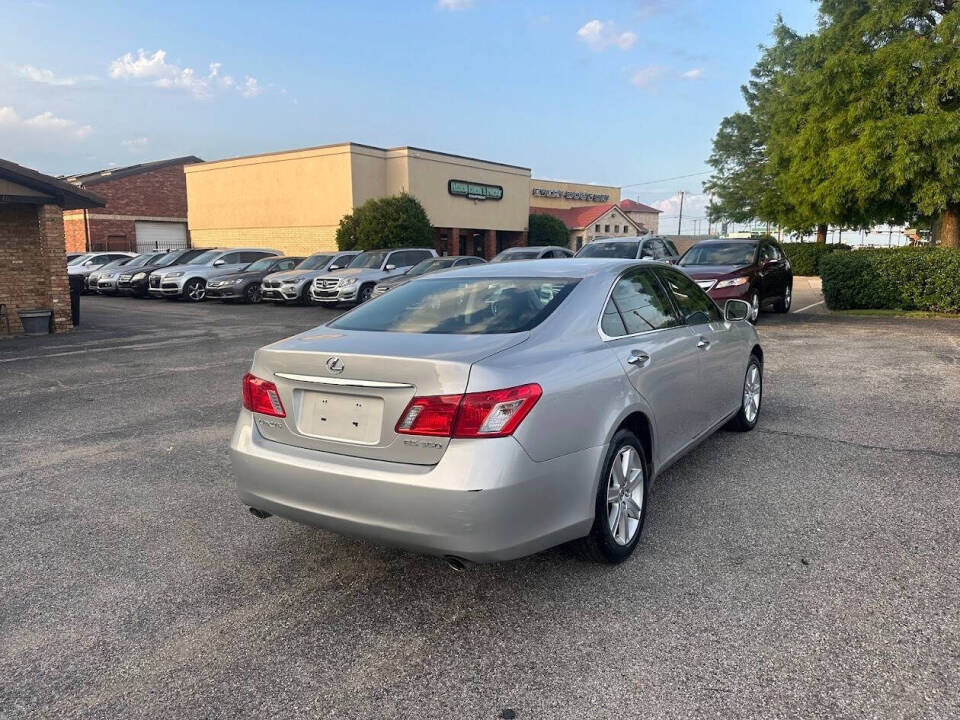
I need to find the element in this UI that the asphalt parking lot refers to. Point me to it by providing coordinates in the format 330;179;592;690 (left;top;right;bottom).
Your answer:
1;292;958;719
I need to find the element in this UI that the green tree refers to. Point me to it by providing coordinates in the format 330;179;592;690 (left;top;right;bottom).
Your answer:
335;193;434;251
528;214;569;247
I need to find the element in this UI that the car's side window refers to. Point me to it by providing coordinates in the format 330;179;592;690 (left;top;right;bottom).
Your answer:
647;239;667;259
663;239;679;257
389;250;422;267
602;269;680;337
657;270;723;325
333;254;353;267
218;252;243;264
246;251;273;263
277;259;298;271
760;244;778;262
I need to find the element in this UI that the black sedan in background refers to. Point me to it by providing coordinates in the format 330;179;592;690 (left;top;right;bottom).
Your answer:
370;255;486;298
678;237;793;322
205;256;304;303
119;248;210;298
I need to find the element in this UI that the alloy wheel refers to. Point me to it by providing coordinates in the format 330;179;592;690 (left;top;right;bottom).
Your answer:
784;285;792;310
743;364;762;424
186;280;205;302
750;292;760;322
246;283;262;304
606;446;645;546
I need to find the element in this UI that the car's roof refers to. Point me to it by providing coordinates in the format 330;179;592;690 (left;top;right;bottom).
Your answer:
698;237;759;245
433;257;666;280
361;247;433;253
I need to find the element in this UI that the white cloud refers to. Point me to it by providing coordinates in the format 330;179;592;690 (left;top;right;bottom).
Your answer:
108;49;263;100
437;0;473;8
576;19;637;51
681;68;703;79
121;137;148;150
630;66;664;88
651;192;711;230
0;106;92;138
17;64;78;86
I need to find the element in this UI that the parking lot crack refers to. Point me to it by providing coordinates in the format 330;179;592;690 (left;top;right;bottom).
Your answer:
757;427;960;461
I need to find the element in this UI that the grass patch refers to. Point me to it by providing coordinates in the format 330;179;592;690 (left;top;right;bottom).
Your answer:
834;308;960;320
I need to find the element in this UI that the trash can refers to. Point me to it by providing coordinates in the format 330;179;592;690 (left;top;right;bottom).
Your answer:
69;273;83;326
17;309;53;335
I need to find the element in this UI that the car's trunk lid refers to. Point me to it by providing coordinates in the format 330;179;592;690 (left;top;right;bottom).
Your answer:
249;329;529;465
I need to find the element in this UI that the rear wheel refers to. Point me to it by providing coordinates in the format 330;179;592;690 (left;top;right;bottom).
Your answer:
183;278;206;302
726;355;762;432
773;283;792;313
244;282;262;304
579;430;649;564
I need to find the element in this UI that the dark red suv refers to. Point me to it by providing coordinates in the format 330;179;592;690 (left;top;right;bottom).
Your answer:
677;238;793;322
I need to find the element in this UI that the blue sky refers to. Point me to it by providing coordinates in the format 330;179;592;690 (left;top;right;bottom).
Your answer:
0;0;818;227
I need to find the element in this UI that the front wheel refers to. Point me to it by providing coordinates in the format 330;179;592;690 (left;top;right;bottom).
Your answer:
747;290;760;323
357;284;374;304
299;285;315;306
579;430;649;564
726;355;762;432
244;282;262;304
183;278;206;302
773;283;792;313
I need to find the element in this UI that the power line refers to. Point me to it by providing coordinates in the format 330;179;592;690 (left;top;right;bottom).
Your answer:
621;170;712;189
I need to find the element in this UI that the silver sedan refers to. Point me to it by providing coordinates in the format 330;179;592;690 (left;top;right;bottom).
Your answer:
230;260;763;565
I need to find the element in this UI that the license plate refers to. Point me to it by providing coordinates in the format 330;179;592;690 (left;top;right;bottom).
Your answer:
298;391;383;445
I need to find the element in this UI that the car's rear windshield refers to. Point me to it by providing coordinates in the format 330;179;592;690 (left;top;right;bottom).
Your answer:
297;254;333;270
493;250;540;262
680;243;757;266
188;250;221;265
576;241;639;259
348;251;388;269
329;277;579;334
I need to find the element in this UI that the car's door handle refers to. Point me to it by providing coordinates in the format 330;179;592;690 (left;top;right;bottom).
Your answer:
627;350;651;366
697;336;711;349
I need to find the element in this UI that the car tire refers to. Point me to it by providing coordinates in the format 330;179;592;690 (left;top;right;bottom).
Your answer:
183;278;206;302
244;283;262;304
773;283;792;313
299;285;315;306
579;429;649;564
357;284;374;304
726;355;763;432
747;289;760;323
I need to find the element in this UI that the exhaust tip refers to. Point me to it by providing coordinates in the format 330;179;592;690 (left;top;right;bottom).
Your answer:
444;556;468;572
248;507;272;520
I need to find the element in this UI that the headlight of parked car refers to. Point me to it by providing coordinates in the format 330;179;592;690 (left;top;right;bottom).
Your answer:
132;272;146;280
341;278;358;286
715;277;749;289
166;272;184;278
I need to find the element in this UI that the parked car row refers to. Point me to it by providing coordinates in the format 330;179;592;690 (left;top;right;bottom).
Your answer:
71;234;794;321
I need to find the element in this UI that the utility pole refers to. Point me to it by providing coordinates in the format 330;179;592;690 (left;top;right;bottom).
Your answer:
676;191;685;235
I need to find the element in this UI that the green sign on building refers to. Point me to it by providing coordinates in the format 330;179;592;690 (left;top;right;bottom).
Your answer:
448;179;504;201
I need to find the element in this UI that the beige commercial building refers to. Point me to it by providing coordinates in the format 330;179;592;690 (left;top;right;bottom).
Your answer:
528;179;621;210
185;143;532;259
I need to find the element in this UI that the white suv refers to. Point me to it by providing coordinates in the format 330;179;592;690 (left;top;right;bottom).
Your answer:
310;248;437;305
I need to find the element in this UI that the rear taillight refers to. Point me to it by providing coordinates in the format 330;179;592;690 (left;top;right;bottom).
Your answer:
395;384;541;439
242;373;286;417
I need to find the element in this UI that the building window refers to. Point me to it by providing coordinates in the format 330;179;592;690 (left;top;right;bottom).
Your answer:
576;236;584;249
614;225;620;233
595;224;600;232
604;225;610;233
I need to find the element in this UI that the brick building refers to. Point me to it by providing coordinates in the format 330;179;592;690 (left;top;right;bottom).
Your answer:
62;155;202;254
0;158;105;334
619;199;662;234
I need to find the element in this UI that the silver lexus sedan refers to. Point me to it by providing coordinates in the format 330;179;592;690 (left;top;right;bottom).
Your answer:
231;260;762;565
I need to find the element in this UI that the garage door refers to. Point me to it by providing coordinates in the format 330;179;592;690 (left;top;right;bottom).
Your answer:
135;221;188;252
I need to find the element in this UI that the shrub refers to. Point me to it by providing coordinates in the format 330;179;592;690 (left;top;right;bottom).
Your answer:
820;247;960;312
528;214;569;247
336;193;433;251
780;242;851;276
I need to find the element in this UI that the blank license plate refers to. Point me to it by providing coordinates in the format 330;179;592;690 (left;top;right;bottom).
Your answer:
298;391;383;445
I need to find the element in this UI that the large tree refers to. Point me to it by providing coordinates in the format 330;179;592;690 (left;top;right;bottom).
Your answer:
336;193;434;251
528;213;569;247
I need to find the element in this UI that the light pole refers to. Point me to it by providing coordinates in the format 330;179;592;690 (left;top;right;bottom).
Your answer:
676;191;685;235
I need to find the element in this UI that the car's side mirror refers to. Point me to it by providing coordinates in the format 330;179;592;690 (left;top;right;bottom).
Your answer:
213;259;225;266
384;264;396;271
328;265;340;270
725;299;751;322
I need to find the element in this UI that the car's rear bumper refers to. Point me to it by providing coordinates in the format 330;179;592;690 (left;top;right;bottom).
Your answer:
230;411;599;562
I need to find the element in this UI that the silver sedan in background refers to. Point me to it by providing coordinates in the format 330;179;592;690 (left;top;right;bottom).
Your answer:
231;260;762;565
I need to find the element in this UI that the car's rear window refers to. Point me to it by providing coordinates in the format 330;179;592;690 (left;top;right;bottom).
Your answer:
329;277;579;334
576;241;639;258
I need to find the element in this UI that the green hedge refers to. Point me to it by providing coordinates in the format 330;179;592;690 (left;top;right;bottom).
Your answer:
780;242;851;276
820;247;960;312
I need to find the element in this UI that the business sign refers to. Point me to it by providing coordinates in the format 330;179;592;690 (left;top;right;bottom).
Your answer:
448;179;503;201
532;187;610;203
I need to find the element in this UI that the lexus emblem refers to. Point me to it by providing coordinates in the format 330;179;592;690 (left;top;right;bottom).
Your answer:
326;356;344;374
